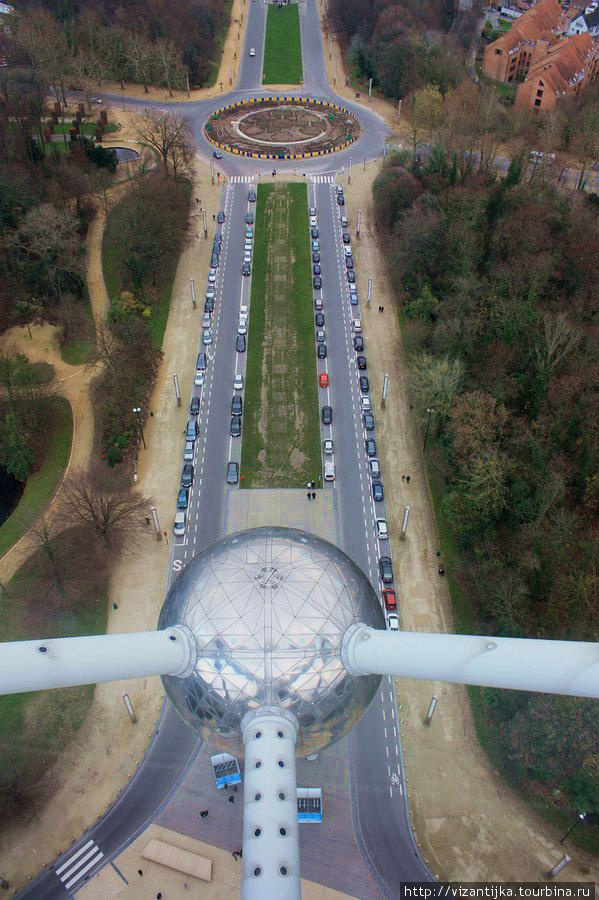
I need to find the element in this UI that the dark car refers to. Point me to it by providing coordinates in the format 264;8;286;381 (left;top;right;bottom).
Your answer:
213;150;223;159
363;411;375;430
181;463;194;488
231;395;243;417
379;556;393;584
345;256;354;269
315;313;324;327
359;375;370;393
217;211;225;223
357;355;367;370
322;405;332;425
204;298;214;313
210;254;219;268
214;232;222;245
311;227;319;239
236;334;246;352
313;276;322;289
342;232;351;244
337;193;345;205
313;264;321;276
365;438;377;458
354;335;364;351
349;291;359;305
312;252;320;263
242;262;251;276
372;480;384;502
230;415;242;437
248;188;256;202
347;271;355;284
190;396;200;416
245;211;254;224
177;488;189;509
226;461;239;484
196;352;207;371
317;343;327;359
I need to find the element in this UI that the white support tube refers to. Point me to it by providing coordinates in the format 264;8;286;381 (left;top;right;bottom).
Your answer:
241;709;301;900
341;625;599;699
0;628;197;696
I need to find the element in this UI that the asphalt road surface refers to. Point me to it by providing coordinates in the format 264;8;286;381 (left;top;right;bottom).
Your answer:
16;2;433;896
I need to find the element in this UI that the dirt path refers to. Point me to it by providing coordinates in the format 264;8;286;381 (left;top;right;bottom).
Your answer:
344;162;599;885
0;158;224;891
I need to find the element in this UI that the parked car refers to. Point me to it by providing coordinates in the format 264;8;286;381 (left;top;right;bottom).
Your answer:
340;215;348;227
181;463;194;488
315;312;324;327
231;395;243;417
342;232;351;244
309;215;317;228
210;254;219;268
365;438;377;457
196;352;207;371
245;211;254;224
313;275;322;289
317;343;327;359
312;240;319;251
383;588;397;611
369;458;381;478
248;188;256;202
319;372;329;388
344;246;353;257
322;405;332;425
337;193;345;206
345;255;354;269
375;517;389;540
245;226;254;238
213;150;223;159
236;334;246;352
177;488;189;509
190;396;200;416
323;439;334;454
354;335;364;351
309;206;317;216
387;613;400;631
312;251;320;263
249;47;256;57
311;227;319;239
226;461;239;484
202;313;211;329
372;480;384;501
359;375;370;393
217;211;225;223
324;460;335;481
242;263;251;276
316;329;326;343
204;298;214;313
357;355;367;370
203;329;212;345
314;296;323;311
349;291;359;306
363;411;375;430
352;319;362;332
360;396;371;411
347;271;355;284
186;419;199;441
184;441;194;462
234;374;244;391
230;416;242;437
194;371;204;388
173;510;186;536
379;556;393;584
313;264;321;276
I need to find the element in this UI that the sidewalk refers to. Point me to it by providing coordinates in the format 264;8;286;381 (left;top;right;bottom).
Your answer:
344;161;599;886
0;159;224;890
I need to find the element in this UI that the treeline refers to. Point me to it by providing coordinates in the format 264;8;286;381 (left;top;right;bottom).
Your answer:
328;0;466;99
374;134;599;819
10;0;232;91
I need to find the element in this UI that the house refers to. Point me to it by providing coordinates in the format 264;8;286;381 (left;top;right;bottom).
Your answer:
567;6;599;35
482;0;565;82
515;31;599;108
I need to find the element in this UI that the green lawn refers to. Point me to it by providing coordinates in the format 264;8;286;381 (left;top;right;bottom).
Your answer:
0;397;73;560
262;3;303;85
102;180;192;348
240;182;321;487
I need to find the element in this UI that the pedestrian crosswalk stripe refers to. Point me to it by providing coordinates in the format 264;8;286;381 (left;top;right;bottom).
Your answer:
230;175;255;183
56;839;104;891
310;175;336;183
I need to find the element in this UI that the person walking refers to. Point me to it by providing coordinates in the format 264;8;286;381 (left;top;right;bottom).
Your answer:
229;795;235;803
137;869;143;876
402;474;405;481
311;491;316;500
307;492;311;501
406;474;411;483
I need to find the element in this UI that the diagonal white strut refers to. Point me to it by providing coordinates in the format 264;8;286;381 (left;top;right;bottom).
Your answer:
341;625;599;698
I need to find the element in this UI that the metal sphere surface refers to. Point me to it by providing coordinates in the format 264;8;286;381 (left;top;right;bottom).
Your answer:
158;527;383;757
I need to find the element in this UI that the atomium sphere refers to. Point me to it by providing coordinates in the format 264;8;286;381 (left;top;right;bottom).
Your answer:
158;527;384;757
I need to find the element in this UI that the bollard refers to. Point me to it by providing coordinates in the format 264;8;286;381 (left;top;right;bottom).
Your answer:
424;695;438;726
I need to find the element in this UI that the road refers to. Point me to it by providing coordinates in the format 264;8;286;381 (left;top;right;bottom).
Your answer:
16;2;432;896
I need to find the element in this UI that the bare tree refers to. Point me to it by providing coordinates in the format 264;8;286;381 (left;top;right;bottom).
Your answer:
9;203;83;300
13;9;70;106
30;514;69;600
153;37;186;98
63;470;152;546
532;312;581;392
0;759;43;822
128;31;155;94
134;108;193;178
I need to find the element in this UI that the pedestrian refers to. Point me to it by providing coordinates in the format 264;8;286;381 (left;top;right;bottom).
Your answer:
311;491;316;500
381;306;385;314
213;213;216;221
239;849;243;858
401;474;405;482
157;894;162;899
307;492;311;501
406;474;411;483
229;795;235;803
184;884;189;890
233;785;238;792
438;563;445;576
138;869;143;876
145;515;151;526
232;851;238;860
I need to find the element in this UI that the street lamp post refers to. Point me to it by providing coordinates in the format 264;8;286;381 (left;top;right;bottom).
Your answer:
560;812;586;844
133;406;146;450
423;407;434;453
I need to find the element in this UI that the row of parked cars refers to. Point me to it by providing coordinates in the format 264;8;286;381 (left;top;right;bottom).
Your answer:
310;204;336;484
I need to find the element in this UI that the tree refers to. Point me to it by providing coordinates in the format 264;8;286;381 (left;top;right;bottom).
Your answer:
13;9;70;105
572;102;599;190
0;407;31;481
531;312;581;396
409;350;464;418
407;85;443;153
63;470;152;545
9;203;83;300
134;108;193;179
448;391;508;468
30;514;68;600
153;37;187;97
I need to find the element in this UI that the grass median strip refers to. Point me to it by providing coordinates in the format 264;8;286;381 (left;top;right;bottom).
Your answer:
262;3;303;85
241;182;320;488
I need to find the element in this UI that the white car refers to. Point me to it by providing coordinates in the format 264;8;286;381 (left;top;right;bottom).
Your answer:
360;396;371;412
340;215;348;227
249;47;256;56
203;329;213;345
323;439;333;455
387;613;400;631
194;371;205;388
375;518;389;540
174;510;186;536
344;246;352;257
238;322;247;335
243;251;252;264
202;313;211;328
309;215;317;227
324;460;335;482
244;239;252;250
234;374;244;391
352;319;362;333
208;270;216;283
309;206;317;216
240;305;248;317
184;441;194;462
206;286;215;299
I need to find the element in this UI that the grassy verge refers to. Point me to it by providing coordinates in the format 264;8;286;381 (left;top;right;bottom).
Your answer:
241;182;320;487
102;179;192;348
0;397;73;560
0;529;108;814
263;4;303;85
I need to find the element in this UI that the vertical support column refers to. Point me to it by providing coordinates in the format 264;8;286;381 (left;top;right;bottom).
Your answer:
241;710;301;900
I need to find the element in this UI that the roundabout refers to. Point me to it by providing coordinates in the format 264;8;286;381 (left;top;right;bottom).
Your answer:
205;96;361;159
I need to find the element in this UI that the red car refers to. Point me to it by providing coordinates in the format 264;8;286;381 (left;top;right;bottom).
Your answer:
382;588;397;611
319;372;329;388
